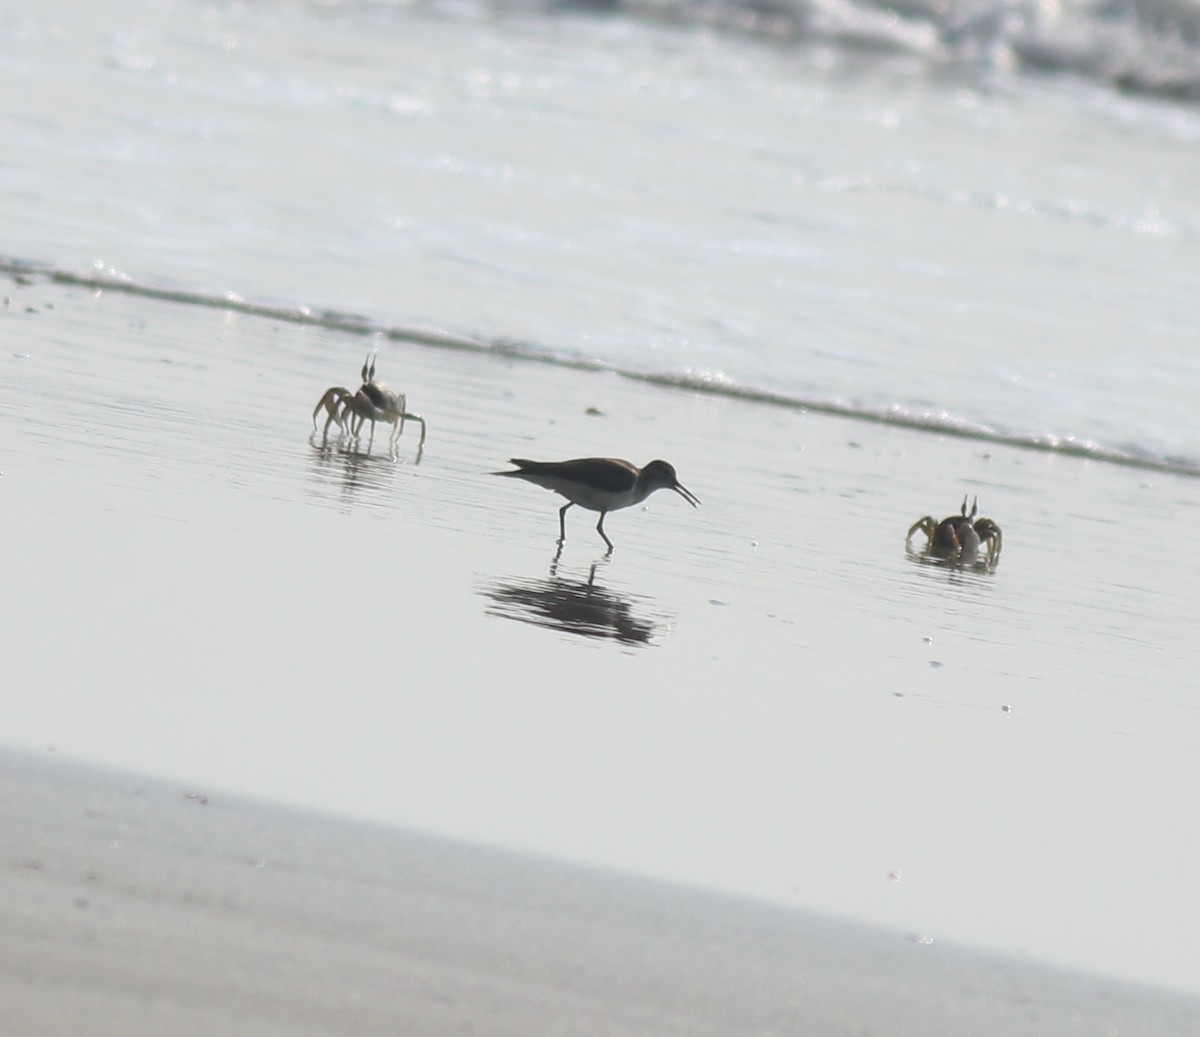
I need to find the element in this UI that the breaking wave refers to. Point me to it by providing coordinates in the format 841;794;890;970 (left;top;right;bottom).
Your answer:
4;255;1197;477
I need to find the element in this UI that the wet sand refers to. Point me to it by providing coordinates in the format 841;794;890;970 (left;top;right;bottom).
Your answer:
3;275;1200;1019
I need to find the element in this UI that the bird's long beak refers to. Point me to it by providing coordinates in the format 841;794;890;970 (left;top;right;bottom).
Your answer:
674;482;701;508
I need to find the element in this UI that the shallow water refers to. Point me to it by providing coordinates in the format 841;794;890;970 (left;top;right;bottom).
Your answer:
4;0;1200;998
3;281;1199;995
3;0;1199;468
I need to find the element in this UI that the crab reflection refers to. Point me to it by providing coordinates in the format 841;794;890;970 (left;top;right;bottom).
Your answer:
305;433;404;509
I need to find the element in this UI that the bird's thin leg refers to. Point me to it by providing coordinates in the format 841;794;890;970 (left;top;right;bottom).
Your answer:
596;512;614;555
558;502;572;543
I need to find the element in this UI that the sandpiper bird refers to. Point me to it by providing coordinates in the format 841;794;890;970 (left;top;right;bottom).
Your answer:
494;457;700;553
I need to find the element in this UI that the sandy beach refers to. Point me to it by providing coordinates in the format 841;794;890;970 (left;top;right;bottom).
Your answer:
3;275;1200;1028
5;747;1200;1036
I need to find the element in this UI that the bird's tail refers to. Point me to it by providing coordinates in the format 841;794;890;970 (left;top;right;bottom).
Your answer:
491;458;536;476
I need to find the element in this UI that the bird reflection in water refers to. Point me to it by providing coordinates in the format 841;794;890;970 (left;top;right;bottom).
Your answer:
481;550;668;647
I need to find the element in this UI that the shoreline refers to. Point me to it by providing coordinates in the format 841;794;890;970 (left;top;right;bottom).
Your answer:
5;747;1199;1036
4;278;1199;1001
4;256;1196;478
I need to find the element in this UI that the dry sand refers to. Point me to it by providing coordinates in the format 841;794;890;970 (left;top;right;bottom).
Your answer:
4;748;1199;1036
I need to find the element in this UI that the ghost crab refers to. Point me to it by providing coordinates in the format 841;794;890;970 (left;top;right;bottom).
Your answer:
906;496;1002;569
311;357;427;459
